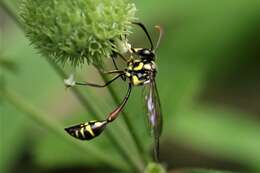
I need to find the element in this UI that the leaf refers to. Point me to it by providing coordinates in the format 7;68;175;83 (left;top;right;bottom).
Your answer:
0;101;27;173
0;57;18;74
171;106;260;171
33;133;118;168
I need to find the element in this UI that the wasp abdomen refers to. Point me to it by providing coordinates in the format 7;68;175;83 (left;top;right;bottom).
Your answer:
65;120;107;140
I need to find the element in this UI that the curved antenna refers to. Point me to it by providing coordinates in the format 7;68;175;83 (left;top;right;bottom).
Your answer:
154;25;164;51
132;22;154;50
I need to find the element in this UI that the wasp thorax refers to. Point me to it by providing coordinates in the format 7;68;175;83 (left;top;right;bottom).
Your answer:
125;56;157;86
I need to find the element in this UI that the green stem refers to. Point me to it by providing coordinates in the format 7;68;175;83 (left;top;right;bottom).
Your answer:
99;71;148;163
0;1;142;172
1;88;127;170
0;1;24;29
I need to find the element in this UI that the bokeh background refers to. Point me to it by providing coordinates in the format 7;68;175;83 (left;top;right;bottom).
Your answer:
1;0;260;173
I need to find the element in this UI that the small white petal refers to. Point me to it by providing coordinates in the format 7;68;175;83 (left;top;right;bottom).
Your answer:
64;74;76;87
116;39;132;54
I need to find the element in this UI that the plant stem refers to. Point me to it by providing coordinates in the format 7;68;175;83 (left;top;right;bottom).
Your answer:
0;1;143;171
0;1;24;29
1;88;127;170
99;71;148;163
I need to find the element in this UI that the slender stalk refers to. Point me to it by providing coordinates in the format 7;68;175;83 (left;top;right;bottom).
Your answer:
1;88;127;170
99;71;148;163
0;1;24;30
0;1;143;171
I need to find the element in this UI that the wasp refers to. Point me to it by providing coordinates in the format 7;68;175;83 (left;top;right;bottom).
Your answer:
65;22;163;160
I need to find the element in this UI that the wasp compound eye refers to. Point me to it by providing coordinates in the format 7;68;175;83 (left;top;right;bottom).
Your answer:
65;120;107;140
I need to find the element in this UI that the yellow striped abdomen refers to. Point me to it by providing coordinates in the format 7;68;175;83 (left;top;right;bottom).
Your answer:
65;120;107;140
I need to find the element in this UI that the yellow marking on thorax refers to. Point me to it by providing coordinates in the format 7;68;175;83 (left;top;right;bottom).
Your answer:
143;63;152;70
85;125;95;137
132;75;143;85
133;62;144;71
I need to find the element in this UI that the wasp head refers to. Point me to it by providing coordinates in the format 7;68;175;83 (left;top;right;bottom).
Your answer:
133;48;155;62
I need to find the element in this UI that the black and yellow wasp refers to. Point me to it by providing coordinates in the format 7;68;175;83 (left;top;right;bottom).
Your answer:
65;22;163;160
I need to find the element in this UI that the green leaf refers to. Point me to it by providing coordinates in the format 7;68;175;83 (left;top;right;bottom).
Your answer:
33;115;127;169
171;106;260;171
0;57;18;74
0;101;27;173
33;132;124;168
2;88;129;170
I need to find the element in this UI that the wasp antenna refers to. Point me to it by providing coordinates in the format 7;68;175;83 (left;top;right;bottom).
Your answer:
132;22;154;50
154;25;164;51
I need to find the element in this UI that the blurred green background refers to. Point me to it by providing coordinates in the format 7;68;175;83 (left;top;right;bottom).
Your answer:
1;0;260;173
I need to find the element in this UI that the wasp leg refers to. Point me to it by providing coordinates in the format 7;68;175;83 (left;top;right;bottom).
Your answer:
103;70;124;74
117;53;128;62
110;52;127;81
107;83;132;122
75;74;124;88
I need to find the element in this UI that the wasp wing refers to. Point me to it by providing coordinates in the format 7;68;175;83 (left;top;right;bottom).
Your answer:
144;76;163;160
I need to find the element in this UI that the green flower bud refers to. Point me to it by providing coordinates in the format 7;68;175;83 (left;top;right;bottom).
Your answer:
20;0;137;67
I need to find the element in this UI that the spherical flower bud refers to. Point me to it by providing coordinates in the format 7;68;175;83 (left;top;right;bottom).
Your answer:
20;0;137;67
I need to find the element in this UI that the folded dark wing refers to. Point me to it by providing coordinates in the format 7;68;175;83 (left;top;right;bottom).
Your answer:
144;76;163;140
